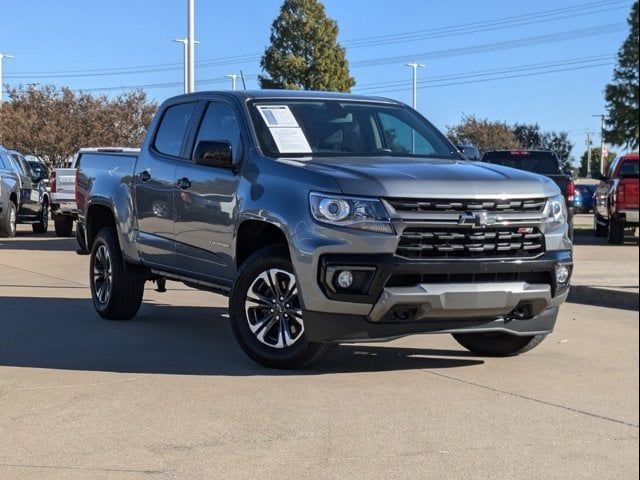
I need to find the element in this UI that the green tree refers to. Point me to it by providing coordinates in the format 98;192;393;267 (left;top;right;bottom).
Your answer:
259;0;355;92
604;1;639;149
446;115;519;152
578;148;617;177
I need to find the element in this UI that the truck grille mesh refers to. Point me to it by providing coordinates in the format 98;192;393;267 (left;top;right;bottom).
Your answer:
397;227;545;259
387;198;546;213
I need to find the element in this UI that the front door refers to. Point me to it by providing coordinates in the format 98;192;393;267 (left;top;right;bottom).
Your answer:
134;101;197;268
173;101;242;283
10;154;39;217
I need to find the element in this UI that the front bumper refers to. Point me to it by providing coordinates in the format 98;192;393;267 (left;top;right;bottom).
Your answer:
303;250;571;342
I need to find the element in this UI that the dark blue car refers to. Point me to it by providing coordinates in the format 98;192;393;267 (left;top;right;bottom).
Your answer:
574;184;596;213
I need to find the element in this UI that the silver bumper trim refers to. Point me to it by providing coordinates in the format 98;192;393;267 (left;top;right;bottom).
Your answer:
369;282;552;322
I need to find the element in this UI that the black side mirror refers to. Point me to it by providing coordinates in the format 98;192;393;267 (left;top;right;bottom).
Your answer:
193;140;234;170
591;171;606;181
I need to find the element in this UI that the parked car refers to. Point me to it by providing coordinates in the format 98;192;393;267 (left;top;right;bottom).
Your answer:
593;153;639;243
76;90;572;369
481;150;575;236
50;147;140;237
0;146;50;237
573;184;597;213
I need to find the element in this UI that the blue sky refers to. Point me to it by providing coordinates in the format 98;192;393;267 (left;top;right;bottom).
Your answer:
1;0;634;161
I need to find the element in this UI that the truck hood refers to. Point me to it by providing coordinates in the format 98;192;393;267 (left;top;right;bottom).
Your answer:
280;156;561;198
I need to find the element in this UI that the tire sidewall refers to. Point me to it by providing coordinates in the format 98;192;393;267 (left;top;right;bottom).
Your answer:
90;230;117;314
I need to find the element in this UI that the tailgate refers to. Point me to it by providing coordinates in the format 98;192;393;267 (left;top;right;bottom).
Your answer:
621;179;639;209
54;168;76;195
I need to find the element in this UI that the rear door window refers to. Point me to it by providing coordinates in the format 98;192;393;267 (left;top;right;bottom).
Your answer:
154;102;197;157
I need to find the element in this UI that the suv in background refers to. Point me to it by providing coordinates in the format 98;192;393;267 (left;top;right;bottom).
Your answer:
0;146;50;237
482;150;575;236
593;153;639;243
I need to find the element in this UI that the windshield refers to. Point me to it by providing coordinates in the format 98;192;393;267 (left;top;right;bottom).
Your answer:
250;100;457;159
482;151;561;175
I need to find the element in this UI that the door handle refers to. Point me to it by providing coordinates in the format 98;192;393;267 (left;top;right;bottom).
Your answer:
176;177;192;190
137;170;151;182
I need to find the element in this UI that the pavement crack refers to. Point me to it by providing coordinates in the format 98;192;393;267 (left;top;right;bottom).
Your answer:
0;462;171;476
419;369;639;429
0;262;88;287
0;375;146;392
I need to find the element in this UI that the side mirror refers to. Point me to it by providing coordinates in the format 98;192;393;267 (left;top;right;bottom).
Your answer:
591;171;606;181
456;144;481;161
193;140;234;170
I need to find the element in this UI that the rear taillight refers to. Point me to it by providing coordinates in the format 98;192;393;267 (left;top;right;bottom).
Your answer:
616;183;627;210
50;171;57;193
75;170;80;205
567;180;575;203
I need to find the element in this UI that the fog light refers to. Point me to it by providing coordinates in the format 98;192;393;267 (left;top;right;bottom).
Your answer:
337;270;354;289
556;265;570;284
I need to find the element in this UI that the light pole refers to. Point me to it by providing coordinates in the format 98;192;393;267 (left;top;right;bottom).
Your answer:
187;0;196;93
405;62;425;110
173;39;199;94
592;114;606;176
0;53;14;106
225;74;240;91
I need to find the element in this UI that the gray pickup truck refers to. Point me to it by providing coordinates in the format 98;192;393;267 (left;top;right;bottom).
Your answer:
76;90;573;369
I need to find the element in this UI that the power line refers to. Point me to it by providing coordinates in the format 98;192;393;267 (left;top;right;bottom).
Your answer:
4;0;628;79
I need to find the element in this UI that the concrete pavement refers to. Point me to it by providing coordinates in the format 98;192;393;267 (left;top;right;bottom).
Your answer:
0;226;638;479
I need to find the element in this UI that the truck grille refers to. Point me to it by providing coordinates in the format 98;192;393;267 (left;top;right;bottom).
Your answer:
397;227;544;259
386;198;546;213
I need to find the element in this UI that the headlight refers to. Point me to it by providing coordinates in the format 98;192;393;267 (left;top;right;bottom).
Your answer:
541;194;568;233
310;192;394;234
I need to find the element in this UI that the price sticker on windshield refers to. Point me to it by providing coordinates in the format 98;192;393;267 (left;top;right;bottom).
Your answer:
256;105;300;128
256;105;312;154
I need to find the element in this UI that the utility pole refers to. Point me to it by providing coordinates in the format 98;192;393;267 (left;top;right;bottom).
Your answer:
585;131;592;177
173;38;199;94
405;62;425;110
0;53;14;106
225;74;240;91
592;114;606;176
187;0;196;93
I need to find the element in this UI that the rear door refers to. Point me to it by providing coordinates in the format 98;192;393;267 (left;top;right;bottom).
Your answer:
173;100;242;282
133;101;198;268
9;154;39;216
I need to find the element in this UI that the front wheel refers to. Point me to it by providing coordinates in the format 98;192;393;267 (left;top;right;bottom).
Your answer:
593;213;608;237
229;246;335;369
90;227;145;320
0;202;17;238
452;332;547;356
607;217;625;244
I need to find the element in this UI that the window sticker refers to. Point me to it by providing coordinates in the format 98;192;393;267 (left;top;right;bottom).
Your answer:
256;105;312;154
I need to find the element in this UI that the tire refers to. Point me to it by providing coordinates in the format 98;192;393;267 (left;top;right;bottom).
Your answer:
229;245;335;369
89;227;145;320
452;332;548;356
608;217;625;244
593;213;608;237
0;202;17;238
32;200;49;234
54;215;74;237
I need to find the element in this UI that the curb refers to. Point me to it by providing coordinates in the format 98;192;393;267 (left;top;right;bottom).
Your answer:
568;285;640;311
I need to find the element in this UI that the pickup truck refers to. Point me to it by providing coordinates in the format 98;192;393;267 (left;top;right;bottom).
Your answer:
50;147;140;237
593;153;639;243
481;150;575;237
76;91;573;369
0;146;50;237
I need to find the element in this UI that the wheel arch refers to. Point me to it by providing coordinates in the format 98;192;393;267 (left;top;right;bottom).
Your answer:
235;220;289;269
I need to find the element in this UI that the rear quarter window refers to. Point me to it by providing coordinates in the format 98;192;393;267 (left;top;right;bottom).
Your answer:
618;160;639;178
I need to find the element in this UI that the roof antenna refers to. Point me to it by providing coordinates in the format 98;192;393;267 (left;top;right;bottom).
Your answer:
240;70;247;90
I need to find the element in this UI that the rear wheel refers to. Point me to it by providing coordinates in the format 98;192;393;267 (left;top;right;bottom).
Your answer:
32;200;49;234
0;202;17;238
608;217;625;244
90;227;145;320
593;213;608;237
54;215;74;237
452;332;547;356
229;246;335;369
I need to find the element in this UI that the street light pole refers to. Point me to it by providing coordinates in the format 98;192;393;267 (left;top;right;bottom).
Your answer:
405;62;425;110
592;114;606;176
0;53;14;106
187;0;195;93
225;74;240;91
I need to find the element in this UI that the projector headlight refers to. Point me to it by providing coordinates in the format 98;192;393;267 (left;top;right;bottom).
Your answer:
310;192;394;234
541;194;568;233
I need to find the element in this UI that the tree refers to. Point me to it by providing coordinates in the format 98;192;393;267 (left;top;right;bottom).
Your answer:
446;115;519;152
604;1;639;149
512;123;545;149
578;148;617;177
259;0;355;92
0;85;156;167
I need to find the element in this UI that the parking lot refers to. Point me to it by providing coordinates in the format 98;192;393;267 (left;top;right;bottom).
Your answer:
0;218;638;479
